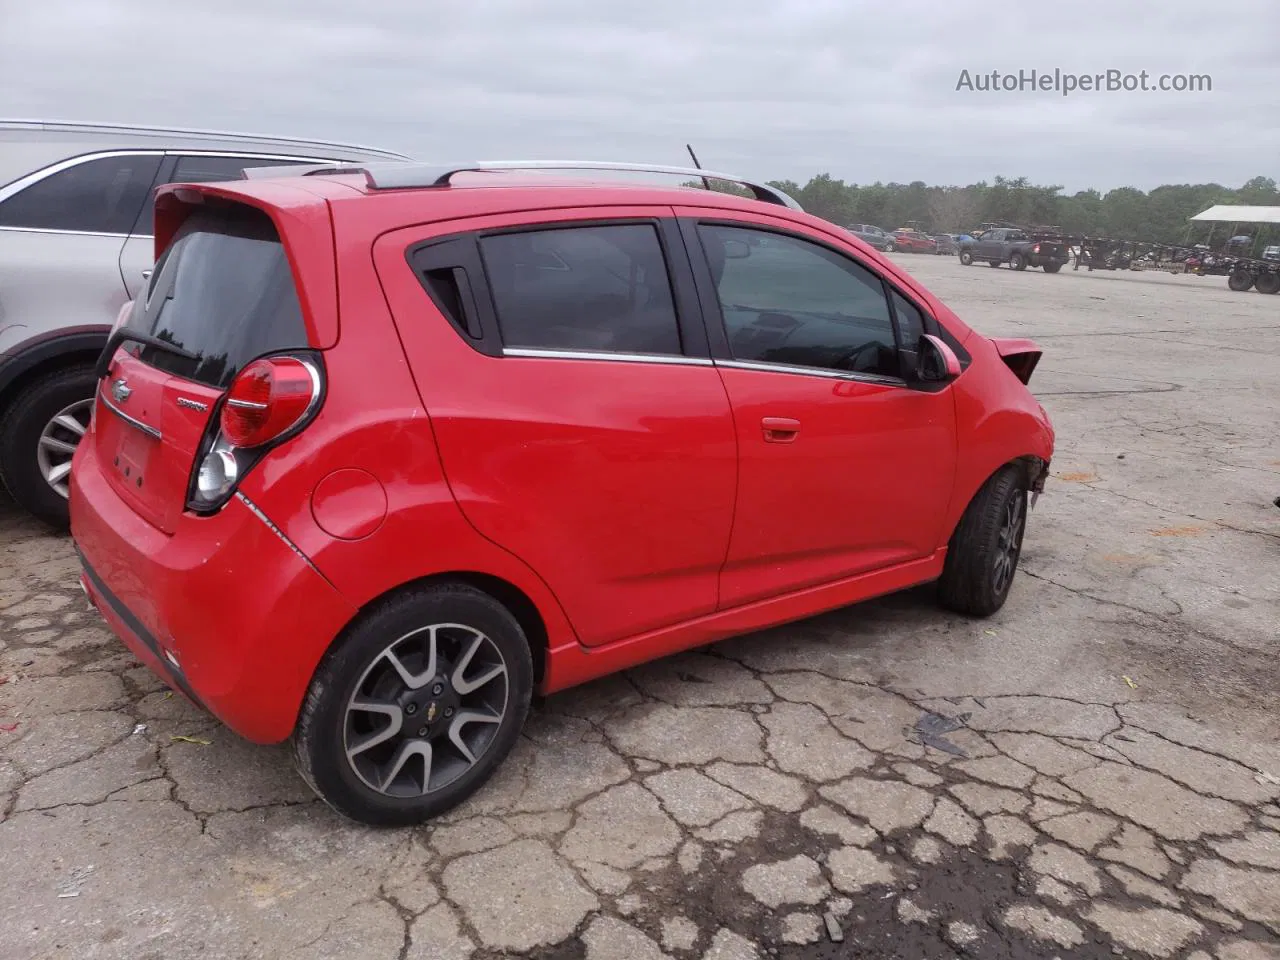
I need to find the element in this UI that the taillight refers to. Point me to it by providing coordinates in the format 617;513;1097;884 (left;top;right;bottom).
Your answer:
188;353;323;513
221;357;318;448
1033;243;1041;254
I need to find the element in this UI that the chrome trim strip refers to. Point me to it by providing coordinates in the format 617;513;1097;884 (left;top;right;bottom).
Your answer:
0;225;131;238
235;492;325;575
716;359;907;387
502;347;714;367
168;150;344;163
226;398;269;410
98;385;161;439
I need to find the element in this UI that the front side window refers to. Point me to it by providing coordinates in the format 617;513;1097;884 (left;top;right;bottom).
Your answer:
698;223;902;379
479;223;682;355
0;153;161;234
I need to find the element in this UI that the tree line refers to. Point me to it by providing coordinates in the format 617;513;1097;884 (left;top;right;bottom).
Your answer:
693;174;1280;247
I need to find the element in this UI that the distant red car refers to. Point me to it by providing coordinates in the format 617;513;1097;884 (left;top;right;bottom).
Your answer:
893;229;939;253
71;160;1054;825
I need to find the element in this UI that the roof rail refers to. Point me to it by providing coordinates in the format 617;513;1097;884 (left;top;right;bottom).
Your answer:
0;118;414;161
277;160;803;211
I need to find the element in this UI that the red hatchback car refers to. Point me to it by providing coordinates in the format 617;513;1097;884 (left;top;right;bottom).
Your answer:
892;229;939;254
70;160;1054;826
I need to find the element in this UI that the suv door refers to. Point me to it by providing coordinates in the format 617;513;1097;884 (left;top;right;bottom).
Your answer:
373;208;737;647
677;209;959;608
118;153;334;299
0;151;163;345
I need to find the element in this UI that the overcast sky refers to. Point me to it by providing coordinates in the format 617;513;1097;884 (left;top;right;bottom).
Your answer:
2;0;1277;193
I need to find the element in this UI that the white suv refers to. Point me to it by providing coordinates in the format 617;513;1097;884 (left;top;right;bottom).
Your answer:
0;120;412;527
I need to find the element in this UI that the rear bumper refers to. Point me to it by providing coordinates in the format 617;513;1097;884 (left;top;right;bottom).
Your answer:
70;440;357;743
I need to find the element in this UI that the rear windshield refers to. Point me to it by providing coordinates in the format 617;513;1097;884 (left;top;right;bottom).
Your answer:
128;204;308;388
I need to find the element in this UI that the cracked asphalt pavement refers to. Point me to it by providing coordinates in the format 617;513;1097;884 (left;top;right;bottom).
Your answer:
2;256;1278;960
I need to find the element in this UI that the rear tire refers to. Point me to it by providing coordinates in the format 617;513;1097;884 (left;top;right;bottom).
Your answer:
292;582;534;827
937;466;1028;617
1042;262;1062;273
0;363;98;531
1227;269;1254;292
1254;272;1280;295
959;250;974;266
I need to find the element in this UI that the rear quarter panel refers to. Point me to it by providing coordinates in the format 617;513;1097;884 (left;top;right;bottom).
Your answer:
239;210;580;676
943;334;1054;536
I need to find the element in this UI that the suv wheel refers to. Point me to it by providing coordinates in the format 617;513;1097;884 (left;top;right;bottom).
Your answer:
0;364;98;530
292;582;533;827
959;250;974;266
937;466;1028;617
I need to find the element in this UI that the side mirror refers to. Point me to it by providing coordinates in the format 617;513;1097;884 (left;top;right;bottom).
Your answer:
722;239;751;259
916;334;962;383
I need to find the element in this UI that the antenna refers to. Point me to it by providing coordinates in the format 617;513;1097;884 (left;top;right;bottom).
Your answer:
686;144;712;192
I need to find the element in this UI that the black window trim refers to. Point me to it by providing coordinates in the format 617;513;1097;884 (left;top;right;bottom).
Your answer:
679;216;967;388
404;214;712;365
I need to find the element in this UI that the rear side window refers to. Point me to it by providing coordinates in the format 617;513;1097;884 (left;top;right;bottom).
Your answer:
128;205;308;388
0;154;161;234
479;223;683;355
172;155;312;183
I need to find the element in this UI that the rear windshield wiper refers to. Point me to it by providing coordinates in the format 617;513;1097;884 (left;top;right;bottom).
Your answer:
95;329;200;379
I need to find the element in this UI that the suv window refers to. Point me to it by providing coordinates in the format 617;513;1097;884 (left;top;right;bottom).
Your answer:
127;204;308;388
0;153;162;234
480;223;682;355
698;224;901;379
128;155;319;238
172;155;312;184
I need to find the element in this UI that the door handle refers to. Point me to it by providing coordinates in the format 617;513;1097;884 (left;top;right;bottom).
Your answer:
762;417;800;443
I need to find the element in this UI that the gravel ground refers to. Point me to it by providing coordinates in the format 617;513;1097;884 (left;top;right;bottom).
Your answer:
1;253;1278;960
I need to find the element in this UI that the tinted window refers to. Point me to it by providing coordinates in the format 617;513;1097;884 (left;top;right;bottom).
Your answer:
698;224;901;378
0;154;161;233
128;205;308;388
173;155;309;183
128;156;314;237
480;224;682;355
891;291;926;351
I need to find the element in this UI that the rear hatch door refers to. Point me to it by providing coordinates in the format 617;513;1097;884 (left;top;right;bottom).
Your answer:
92;203;312;533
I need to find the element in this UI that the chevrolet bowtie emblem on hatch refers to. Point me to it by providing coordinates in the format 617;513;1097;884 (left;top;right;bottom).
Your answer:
111;378;132;403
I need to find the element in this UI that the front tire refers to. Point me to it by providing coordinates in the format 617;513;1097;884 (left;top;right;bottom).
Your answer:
292;582;534;827
1227;269;1254;292
937;467;1028;617
0;363;98;531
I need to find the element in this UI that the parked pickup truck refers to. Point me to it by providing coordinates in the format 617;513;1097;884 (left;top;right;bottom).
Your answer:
958;228;1070;272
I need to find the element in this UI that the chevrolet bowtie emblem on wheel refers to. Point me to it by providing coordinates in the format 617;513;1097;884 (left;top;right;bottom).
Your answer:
111;378;131;403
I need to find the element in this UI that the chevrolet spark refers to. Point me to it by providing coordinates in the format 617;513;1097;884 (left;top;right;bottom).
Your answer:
70;160;1054;826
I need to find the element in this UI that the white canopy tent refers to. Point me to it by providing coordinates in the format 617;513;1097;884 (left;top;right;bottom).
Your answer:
1190;205;1280;224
